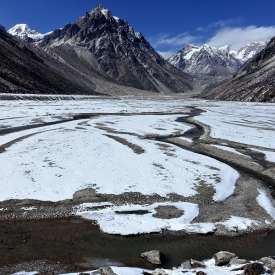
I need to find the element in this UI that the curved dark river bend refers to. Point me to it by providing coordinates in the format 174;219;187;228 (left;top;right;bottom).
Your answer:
1;218;275;272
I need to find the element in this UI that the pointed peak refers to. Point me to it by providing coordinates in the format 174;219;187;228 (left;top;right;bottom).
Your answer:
89;4;112;18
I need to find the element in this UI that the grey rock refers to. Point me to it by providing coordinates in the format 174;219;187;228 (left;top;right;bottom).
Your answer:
73;188;101;202
141;250;162;265
196;272;207;275
92;267;118;275
153;205;184;219
150;269;168;275
214;251;236;266
190;259;206;268
181;260;192;269
244;262;265;275
260;257;275;270
230;257;248;266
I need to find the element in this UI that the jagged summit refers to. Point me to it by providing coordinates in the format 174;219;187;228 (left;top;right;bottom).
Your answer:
205;37;275;102
38;5;192;93
168;43;240;75
89;4;112;17
233;41;266;62
168;42;265;89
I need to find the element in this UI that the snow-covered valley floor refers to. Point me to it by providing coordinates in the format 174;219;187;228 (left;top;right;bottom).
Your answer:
0;97;275;273
0;98;275;234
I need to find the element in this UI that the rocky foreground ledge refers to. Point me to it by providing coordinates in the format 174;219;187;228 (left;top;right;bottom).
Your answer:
15;251;275;275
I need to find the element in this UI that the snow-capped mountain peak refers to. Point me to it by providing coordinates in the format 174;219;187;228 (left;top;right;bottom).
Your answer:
168;42;265;76
88;5;120;22
168;41;265;89
168;44;240;76
8;24;51;41
232;41;266;62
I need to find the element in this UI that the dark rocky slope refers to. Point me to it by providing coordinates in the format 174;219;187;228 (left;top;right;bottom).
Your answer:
204;37;275;102
0;27;100;95
39;6;192;94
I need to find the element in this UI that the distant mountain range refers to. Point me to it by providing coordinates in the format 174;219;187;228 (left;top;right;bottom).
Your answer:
3;5;275;101
204;37;275;102
167;42;266;89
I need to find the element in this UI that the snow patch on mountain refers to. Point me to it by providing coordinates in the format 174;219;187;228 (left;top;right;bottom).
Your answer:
8;24;51;41
232;41;266;62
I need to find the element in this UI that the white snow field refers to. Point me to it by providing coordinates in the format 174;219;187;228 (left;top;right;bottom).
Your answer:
59;258;262;275
1;98;275;236
76;202;217;235
91;114;193;136
0;116;238;201
257;189;275;220
76;202;261;235
0;98;191;129
2;98;274;157
196;101;275;154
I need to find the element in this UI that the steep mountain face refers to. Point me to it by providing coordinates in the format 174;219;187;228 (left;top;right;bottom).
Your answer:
233;42;266;63
0;27;100;95
168;44;241;89
168;43;265;90
38;6;192;93
204;37;275;102
169;44;240;75
8;24;51;42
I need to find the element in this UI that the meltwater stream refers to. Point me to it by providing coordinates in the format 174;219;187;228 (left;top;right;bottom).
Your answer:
0;218;275;272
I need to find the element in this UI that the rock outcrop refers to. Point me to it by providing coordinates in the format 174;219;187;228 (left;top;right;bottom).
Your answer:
214;251;236;266
141;250;162;265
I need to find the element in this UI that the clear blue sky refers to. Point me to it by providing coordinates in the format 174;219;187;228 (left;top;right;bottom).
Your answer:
1;0;275;55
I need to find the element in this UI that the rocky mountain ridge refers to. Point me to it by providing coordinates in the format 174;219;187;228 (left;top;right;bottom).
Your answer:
37;5;193;94
0;26;146;96
0;26;101;95
204;37;275;102
167;42;265;89
233;41;266;62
